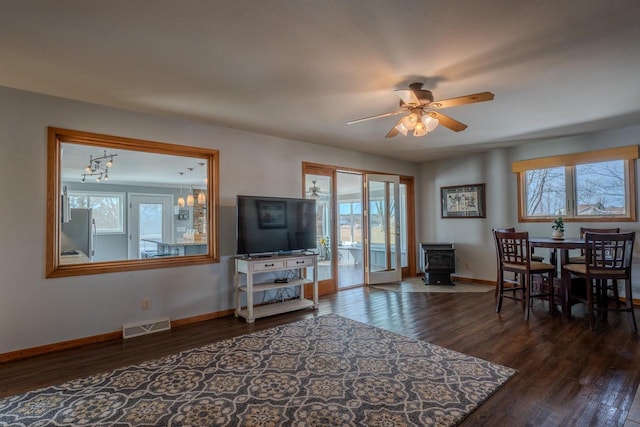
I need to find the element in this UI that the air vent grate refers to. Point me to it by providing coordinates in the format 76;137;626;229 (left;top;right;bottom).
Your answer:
122;318;171;339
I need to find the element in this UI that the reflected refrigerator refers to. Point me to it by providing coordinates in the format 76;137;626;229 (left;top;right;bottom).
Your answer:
60;208;96;260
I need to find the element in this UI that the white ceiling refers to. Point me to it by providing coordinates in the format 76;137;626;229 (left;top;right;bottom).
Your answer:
2;0;639;162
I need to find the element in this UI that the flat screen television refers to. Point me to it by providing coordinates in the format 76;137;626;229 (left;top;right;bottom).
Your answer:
236;195;317;256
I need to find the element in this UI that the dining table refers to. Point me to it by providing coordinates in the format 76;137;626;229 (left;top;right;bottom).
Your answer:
529;237;584;320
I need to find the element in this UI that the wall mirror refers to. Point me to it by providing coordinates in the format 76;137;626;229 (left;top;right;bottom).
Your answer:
46;127;219;278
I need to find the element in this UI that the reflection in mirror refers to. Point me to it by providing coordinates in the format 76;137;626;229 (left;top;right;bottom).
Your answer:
47;128;218;278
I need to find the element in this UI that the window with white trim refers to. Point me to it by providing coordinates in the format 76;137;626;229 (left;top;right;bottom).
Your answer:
68;191;125;233
514;146;637;222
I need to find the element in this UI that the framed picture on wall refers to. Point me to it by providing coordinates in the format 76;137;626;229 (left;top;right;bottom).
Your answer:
441;183;486;218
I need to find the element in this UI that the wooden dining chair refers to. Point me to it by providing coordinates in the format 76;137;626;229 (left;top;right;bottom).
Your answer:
493;228;546;297
563;231;636;331
494;230;557;320
568;227;620;264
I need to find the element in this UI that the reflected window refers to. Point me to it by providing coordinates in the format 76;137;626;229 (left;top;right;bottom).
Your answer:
68;191;125;234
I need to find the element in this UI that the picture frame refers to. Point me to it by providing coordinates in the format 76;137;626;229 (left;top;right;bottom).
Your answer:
256;200;287;228
441;183;486;218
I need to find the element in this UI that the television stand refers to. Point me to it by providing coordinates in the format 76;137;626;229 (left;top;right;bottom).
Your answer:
234;253;318;323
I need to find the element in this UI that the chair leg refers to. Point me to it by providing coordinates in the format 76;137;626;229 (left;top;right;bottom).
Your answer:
496;269;504;313
625;281;638;333
524;275;531;321
586;279;595;330
597;280;607;320
519;274;525;311
548;275;555;316
611;279;621;310
629;302;638;333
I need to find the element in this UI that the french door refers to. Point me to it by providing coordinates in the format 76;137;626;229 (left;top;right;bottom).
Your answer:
365;174;402;284
303;163;414;293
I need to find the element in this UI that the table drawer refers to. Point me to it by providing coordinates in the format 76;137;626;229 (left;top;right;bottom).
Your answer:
286;257;313;268
252;259;286;271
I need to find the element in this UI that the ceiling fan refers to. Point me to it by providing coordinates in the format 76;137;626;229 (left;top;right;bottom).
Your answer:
347;83;494;138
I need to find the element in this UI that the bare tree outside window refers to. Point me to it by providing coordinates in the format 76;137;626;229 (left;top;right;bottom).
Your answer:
68;192;124;233
523;160;628;219
575;160;625;216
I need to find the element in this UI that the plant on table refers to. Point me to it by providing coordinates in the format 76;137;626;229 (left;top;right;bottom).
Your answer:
551;217;565;238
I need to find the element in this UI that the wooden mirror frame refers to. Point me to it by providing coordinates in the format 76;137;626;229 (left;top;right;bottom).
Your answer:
46;127;219;278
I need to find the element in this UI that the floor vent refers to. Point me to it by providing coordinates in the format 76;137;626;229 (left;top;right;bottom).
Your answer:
122;318;171;339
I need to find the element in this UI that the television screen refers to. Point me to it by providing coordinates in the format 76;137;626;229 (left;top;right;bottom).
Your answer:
236;195;317;255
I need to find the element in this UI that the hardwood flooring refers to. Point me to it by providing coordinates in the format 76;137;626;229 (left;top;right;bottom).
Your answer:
2;286;640;426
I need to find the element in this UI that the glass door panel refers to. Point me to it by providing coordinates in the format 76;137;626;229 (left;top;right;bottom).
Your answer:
366;174;401;284
337;171;364;288
139;203;163;256
128;194;173;259
400;183;408;269
305;174;333;282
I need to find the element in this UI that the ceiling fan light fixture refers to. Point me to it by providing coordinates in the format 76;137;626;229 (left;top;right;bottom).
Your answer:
394;121;409;136
401;112;419;130
309;180;321;199
422;114;439;132
413;122;428;137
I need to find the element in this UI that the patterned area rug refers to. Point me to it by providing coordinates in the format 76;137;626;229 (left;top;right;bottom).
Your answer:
0;314;516;426
372;277;496;293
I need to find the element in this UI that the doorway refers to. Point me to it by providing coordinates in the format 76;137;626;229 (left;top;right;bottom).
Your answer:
128;194;173;259
303;163;415;293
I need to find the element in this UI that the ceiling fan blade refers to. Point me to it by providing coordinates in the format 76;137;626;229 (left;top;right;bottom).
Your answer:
430;92;495;109
385;127;399;138
394;89;420;106
347;109;404;125
431;111;468;132
385;118;404;138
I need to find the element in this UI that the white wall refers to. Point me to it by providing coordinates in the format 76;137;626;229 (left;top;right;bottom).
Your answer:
418;125;640;288
0;86;418;354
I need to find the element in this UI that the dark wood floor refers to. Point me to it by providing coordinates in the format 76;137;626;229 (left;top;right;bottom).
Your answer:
2;286;639;426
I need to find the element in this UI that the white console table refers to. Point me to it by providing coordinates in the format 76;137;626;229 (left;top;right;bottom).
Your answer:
234;253;318;323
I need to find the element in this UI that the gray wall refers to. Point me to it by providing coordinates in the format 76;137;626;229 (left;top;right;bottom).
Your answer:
0;86;417;354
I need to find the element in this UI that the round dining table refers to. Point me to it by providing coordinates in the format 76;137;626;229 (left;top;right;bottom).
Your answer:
529;237;584;320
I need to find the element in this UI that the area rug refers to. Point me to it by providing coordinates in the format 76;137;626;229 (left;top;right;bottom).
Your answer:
372;277;495;293
0;314;516;426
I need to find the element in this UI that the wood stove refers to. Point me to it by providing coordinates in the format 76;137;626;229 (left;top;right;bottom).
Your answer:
421;242;456;285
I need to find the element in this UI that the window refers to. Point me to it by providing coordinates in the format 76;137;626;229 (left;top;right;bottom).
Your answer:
514;146;637;222
68;191;125;233
575;161;627;217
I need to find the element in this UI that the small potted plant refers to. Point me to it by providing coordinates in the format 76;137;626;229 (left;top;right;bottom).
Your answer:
551;216;565;239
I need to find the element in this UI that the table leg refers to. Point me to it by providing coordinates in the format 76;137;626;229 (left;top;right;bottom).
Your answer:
559;249;572;320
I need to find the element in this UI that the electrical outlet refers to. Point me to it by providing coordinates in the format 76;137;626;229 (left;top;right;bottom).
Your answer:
141;298;150;310
465;261;471;269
